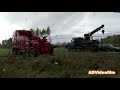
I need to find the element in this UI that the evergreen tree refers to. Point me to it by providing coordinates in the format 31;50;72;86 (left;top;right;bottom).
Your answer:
0;43;1;48
30;28;35;35
47;26;50;35
36;28;39;36
7;38;12;48
39;29;42;36
47;26;51;42
41;28;46;36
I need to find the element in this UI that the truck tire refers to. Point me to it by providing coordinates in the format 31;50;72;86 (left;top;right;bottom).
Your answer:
12;49;16;55
91;45;98;52
25;50;30;57
17;50;22;55
50;47;54;55
12;48;18;55
31;50;37;57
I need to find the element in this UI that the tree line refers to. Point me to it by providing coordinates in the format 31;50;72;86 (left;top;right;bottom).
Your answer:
100;35;120;47
0;26;51;48
30;26;51;37
0;38;12;48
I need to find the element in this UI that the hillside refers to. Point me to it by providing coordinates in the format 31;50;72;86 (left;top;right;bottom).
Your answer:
100;35;120;47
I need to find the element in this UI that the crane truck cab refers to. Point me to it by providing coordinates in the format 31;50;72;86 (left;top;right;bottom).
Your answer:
12;30;53;57
68;25;105;52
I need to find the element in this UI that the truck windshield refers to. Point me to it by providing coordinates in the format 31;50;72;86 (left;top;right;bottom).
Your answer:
18;30;33;38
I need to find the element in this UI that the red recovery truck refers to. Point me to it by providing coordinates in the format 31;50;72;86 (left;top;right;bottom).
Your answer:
12;30;53;57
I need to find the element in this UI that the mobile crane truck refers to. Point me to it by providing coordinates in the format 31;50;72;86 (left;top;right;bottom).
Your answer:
12;30;54;57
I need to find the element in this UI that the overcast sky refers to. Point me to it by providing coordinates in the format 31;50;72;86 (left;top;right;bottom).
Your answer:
0;12;120;44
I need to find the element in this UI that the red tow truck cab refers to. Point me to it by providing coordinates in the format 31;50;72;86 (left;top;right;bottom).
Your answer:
12;30;53;56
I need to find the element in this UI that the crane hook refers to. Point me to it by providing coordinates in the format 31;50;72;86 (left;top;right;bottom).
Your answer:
102;30;105;35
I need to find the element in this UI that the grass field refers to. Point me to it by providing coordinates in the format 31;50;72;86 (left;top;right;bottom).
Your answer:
0;48;11;56
0;47;120;78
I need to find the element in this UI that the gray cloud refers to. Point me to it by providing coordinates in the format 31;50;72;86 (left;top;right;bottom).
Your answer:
0;12;120;43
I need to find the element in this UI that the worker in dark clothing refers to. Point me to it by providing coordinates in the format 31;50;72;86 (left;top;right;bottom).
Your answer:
29;41;33;47
43;37;47;41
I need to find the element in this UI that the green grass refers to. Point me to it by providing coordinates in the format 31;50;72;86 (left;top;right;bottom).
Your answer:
0;47;120;78
0;48;11;56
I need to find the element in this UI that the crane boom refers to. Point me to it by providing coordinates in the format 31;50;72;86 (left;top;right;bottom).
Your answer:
84;24;104;40
89;24;104;36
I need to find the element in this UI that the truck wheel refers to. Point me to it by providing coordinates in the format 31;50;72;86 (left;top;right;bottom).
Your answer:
12;49;16;55
26;50;32;57
12;49;18;55
17;50;21;55
25;51;29;57
91;46;98;52
30;50;36;57
50;48;54;55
